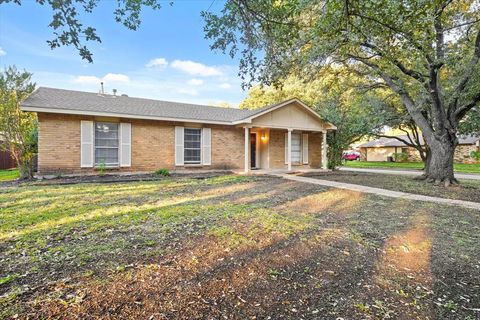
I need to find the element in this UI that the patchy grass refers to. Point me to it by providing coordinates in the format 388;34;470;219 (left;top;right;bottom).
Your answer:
0;174;479;319
302;171;480;203
344;161;480;174
0;169;19;181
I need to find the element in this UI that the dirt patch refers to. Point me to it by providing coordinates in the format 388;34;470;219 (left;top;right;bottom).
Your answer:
301;171;480;203
1;175;479;319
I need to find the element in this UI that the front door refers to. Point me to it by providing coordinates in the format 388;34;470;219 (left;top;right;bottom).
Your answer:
250;133;257;169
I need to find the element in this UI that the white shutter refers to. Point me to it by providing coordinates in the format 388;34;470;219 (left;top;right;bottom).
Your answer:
175;126;184;166
81;120;94;167
119;123;131;167
302;133;309;164
285;132;288;164
202;128;211;165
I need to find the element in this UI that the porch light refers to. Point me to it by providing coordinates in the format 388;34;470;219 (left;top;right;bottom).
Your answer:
261;132;266;140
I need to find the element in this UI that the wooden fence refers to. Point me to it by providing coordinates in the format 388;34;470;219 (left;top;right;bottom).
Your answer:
0;148;16;170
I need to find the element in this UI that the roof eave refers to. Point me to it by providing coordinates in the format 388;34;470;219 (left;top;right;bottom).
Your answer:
20;105;235;125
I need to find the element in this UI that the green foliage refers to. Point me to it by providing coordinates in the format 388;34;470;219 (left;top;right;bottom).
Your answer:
393;153;409;163
3;0;164;62
239;70;387;169
154;168;170;177
470;151;480;161
0;274;18;285
203;0;480;179
0;66;37;179
97;160;107;175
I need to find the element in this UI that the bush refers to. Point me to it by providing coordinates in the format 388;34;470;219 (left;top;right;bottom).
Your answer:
470;151;480;161
154;168;170;177
393;152;409;162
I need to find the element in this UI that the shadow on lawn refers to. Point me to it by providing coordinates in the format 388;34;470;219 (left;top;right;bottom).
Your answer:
1;175;479;319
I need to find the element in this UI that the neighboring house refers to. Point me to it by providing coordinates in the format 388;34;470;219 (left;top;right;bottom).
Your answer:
20;87;336;175
359;134;480;163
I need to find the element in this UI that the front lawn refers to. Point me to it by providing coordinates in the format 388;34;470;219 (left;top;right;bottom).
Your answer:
1;175;479;319
0;169;19;181
302;171;480;203
344;161;480;174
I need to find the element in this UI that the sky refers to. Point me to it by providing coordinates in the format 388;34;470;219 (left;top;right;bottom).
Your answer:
0;0;247;107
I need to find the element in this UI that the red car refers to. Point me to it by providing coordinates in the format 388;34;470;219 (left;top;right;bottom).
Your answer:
342;151;360;161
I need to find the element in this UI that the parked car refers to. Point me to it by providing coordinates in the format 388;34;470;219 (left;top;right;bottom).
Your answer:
342;151;360;161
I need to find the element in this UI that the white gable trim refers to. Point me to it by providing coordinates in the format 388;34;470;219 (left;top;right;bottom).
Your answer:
232;98;337;129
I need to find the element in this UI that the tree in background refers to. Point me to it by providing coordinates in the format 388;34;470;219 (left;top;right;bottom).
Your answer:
0;67;37;179
240;67;387;168
203;0;480;186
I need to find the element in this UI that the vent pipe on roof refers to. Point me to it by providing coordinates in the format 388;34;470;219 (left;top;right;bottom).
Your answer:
100;82;104;94
113;88;117;96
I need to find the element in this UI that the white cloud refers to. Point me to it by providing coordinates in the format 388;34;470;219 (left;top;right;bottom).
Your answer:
177;87;198;96
73;73;129;84
171;60;222;77
219;83;232;89
146;57;168;68
187;78;204;86
103;73;130;83
0;47;6;56
73;75;102;84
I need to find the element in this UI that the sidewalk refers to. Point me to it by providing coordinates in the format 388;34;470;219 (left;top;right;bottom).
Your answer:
338;167;480;180
274;173;480;211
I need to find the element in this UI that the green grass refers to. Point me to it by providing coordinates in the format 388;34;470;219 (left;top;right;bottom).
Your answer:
0;169;19;181
0;174;479;319
344;161;480;174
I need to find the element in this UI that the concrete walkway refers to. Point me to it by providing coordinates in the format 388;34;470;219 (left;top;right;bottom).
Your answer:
339;167;480;180
274;173;480;211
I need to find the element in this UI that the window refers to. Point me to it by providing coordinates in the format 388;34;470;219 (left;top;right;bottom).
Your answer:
184;128;201;164
291;133;302;163
95;122;119;167
401;147;408;154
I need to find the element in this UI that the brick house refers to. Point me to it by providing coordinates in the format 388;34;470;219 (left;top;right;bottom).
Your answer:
21;87;336;175
359;134;480;163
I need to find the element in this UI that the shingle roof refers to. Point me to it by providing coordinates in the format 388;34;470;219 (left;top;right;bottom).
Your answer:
359;134;479;148
21;87;266;123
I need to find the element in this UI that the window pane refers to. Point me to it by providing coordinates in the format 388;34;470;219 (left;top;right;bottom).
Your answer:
291;134;301;162
184;128;201;163
95;122;119;166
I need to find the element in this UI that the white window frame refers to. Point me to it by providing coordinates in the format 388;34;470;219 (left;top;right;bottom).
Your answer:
183;128;202;165
94;122;120;168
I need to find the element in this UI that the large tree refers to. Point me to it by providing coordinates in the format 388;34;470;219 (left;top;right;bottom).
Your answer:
203;0;480;185
240;68;388;168
0;67;37;179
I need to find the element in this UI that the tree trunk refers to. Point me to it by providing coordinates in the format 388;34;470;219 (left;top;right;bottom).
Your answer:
422;135;457;186
18;158;34;180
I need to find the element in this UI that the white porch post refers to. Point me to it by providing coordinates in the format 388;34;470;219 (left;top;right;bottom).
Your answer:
244;127;250;173
287;129;292;171
322;130;328;170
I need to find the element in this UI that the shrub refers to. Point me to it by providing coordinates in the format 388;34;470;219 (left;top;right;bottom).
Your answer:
97;160;107;176
470;151;480;161
393;152;409;162
154;168;170;177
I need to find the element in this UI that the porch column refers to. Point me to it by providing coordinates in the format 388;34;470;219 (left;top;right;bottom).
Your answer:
287;129;292;171
244;127;249;173
322;130;328;170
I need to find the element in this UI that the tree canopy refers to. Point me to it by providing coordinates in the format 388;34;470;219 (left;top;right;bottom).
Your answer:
203;0;480;184
0;66;37;178
239;67;389;168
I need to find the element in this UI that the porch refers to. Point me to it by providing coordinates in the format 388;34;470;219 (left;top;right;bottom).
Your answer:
242;126;328;173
